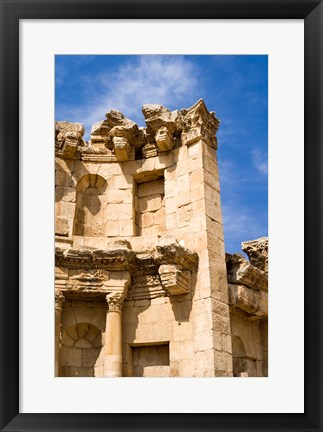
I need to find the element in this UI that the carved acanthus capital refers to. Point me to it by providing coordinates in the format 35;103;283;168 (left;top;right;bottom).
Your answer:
106;291;127;312
180;99;220;148
55;289;65;311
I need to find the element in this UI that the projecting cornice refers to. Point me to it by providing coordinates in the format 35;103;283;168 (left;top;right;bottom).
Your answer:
55;98;221;161
56;240;198;279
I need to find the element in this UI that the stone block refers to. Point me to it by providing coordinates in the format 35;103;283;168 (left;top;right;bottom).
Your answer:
55;170;76;187
165;196;177;214
59;202;76;218
67;348;82;367
61;333;74;347
107;220;119;237
187;142;202;158
170;341;194;361
108;175;133;190
213;314;231;334
107;190;124;204
74;338;92;349
55;217;69;237
140;211;154;228
56;186;76;203
139;194;162;213
83;348;101;367
176;189;191;208
177;174;190;191
119;220;134;237
154;207;166;225
177;204;192;227
165;213;177;230
178;360;195;377
137;179;164;197
107;203;133;220
190;168;204;185
164;179;177;197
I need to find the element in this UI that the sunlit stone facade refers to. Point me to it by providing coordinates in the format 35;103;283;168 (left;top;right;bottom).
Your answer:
55;99;268;377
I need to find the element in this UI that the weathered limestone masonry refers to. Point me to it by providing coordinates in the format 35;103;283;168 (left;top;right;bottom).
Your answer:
55;99;268;377
226;237;268;377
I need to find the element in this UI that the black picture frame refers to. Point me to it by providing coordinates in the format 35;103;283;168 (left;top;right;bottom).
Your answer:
1;1;322;431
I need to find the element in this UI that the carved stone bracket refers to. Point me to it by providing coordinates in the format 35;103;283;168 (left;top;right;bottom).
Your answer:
89;110;145;161
158;264;191;296
142;104;176;153
228;284;268;320
153;238;199;271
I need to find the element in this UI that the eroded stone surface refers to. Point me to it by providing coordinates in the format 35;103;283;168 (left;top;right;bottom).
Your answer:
55;99;267;378
242;237;268;273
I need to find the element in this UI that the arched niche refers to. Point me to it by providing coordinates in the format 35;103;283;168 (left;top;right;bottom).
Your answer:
74;174;108;237
59;322;104;377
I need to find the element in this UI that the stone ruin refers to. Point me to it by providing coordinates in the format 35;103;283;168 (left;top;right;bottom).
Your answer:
55;99;268;377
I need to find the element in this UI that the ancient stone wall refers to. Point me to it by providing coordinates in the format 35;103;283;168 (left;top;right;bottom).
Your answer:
226;237;268;376
55;99;267;378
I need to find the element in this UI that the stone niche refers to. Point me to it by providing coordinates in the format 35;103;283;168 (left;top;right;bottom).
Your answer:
134;171;166;237
74;174;108;238
131;343;170;377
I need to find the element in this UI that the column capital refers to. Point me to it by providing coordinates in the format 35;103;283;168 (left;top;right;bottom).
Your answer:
106;291;127;312
55;289;65;311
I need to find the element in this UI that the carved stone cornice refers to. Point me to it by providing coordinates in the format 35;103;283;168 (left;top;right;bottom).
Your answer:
55;289;65;311
180;99;220;148
226;253;267;292
55;239;198;299
55;247;136;271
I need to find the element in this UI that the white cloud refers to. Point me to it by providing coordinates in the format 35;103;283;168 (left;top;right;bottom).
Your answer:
222;201;267;253
56;55;200;138
252;147;268;175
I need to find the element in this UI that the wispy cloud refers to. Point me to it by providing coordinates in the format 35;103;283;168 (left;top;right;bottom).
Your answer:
56;55;200;138
252;148;268;175
222;201;267;253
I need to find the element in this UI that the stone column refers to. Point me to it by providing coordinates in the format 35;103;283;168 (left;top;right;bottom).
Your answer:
103;272;130;377
55;289;65;377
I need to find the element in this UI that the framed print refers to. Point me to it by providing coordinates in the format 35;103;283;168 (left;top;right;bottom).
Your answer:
1;1;322;431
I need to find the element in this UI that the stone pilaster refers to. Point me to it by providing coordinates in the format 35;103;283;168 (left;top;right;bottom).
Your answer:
54;289;65;376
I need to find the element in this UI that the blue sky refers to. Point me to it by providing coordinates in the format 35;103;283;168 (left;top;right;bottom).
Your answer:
55;55;268;254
